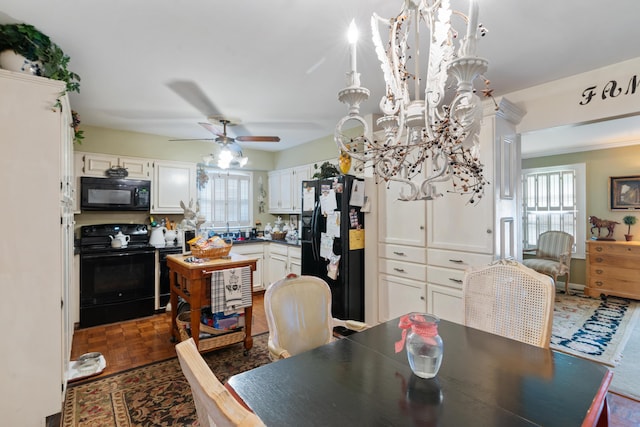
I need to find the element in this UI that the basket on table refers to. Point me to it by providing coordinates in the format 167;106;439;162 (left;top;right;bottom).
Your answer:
190;241;232;259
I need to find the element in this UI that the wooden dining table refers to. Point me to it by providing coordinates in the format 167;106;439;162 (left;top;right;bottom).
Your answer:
227;317;612;427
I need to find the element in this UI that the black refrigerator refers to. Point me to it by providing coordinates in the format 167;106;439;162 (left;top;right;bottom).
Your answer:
301;175;365;322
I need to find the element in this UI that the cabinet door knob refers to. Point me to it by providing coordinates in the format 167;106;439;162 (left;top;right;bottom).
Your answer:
420;296;425;300
449;259;464;264
595;269;603;274
393;268;406;273
595;281;603;287
449;278;463;284
393;251;406;256
595;257;603;263
595;247;603;252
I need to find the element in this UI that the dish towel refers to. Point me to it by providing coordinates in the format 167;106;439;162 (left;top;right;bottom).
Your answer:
211;266;252;312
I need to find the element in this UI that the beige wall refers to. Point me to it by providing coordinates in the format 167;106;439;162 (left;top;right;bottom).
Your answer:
74;125;353;229
522;144;640;285
273;126;362;169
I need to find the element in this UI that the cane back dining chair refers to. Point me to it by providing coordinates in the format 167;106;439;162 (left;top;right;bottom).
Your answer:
522;230;574;294
176;338;265;427
264;274;368;360
462;259;555;348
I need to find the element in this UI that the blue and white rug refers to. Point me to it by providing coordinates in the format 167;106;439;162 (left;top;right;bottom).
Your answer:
551;292;640;366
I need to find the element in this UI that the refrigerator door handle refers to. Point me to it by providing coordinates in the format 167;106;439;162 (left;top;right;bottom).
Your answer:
311;200;321;261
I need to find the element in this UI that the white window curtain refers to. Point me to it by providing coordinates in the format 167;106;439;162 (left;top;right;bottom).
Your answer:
522;163;586;258
198;168;253;229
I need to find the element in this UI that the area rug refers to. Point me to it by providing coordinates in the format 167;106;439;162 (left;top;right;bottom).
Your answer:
551;292;640;367
609;315;640;400
62;333;270;427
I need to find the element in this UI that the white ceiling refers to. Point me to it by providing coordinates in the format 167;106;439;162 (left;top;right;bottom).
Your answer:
2;0;640;156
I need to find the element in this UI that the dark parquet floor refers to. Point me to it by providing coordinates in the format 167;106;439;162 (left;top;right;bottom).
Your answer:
70;291;638;426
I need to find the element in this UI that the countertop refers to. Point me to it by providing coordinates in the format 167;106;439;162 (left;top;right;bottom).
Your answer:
166;252;258;270
229;237;301;247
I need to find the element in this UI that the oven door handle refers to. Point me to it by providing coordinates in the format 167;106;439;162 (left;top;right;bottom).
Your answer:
81;250;156;259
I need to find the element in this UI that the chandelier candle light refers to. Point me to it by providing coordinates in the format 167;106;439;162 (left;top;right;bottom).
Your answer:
335;0;495;202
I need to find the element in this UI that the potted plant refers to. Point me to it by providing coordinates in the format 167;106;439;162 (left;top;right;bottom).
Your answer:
312;161;340;179
0;23;81;93
623;215;637;241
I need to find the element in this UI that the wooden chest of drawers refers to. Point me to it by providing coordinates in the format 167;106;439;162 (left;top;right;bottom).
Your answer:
585;240;640;300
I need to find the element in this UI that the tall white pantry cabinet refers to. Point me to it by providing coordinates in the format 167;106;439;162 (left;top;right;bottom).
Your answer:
376;99;524;324
0;69;74;425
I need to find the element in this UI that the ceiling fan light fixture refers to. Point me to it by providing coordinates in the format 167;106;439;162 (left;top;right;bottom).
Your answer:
217;148;234;169
215;147;248;169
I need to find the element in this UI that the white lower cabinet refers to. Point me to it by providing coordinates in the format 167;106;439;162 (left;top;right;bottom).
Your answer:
232;243;265;291
289;246;302;276
266;244;301;287
426;282;464;325
378;275;427;322
426;249;493;324
378;243;428;322
267;244;289;286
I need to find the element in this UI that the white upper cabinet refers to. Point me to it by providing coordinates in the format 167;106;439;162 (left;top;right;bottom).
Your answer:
268;164;313;214
78;152;150;179
426;121;495;254
268;169;292;213
378;170;427;248
290;165;311;212
151;160;197;214
427;100;524;257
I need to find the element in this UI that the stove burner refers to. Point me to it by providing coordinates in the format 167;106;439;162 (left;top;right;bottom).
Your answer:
78;224;151;253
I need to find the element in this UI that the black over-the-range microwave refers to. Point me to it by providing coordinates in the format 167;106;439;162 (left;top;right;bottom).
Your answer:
80;177;151;211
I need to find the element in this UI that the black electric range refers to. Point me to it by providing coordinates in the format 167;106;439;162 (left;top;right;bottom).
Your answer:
78;224;156;327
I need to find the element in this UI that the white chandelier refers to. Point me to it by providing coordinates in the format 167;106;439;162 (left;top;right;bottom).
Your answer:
335;0;496;203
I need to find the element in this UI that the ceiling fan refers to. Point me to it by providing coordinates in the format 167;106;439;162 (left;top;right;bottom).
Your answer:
171;118;280;146
171;119;280;169
167;80;281;146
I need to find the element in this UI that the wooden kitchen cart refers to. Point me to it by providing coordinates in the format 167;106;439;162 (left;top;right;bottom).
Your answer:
585;240;640;300
167;253;258;353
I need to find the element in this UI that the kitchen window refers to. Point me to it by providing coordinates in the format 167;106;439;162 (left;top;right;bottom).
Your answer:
198;168;253;229
522;163;586;258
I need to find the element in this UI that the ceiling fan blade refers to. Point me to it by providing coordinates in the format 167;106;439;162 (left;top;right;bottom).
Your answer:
236;136;281;142
198;122;225;137
169;138;215;142
167;80;221;117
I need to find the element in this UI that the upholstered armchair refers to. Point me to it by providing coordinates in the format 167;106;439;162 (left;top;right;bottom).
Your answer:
264;274;367;360
522;230;574;294
463;259;555;348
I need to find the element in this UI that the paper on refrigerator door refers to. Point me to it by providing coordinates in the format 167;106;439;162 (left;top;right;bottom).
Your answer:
326;212;341;237
349;180;365;206
320;189;337;215
320;232;334;259
303;186;315;211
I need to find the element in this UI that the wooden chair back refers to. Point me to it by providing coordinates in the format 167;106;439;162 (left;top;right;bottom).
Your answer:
176;338;265;427
463;259;555;348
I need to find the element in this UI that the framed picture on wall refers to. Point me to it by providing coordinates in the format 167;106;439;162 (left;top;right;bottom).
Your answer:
610;175;640;210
